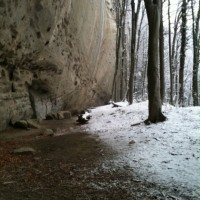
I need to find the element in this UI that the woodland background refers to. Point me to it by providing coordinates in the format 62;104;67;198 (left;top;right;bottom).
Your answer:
112;0;200;107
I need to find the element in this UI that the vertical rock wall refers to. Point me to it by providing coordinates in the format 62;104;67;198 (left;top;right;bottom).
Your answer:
0;0;116;131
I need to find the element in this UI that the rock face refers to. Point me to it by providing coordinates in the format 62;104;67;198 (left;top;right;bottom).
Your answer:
0;0;116;131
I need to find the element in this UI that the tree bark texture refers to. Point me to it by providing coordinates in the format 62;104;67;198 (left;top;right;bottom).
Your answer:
191;0;200;106
112;0;124;102
120;0;128;100
128;0;142;104
128;0;136;104
179;0;187;106
144;0;166;123
171;9;181;105
159;0;165;104
168;0;173;105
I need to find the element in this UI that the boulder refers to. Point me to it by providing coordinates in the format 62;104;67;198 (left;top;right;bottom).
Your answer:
57;112;65;120
13;119;40;129
46;111;71;120
58;111;71;119
13;147;36;154
63;111;71;119
13;120;28;129
46;113;54;120
41;129;54;136
26;119;40;129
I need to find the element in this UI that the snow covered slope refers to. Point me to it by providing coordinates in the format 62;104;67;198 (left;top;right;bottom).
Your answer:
85;101;200;197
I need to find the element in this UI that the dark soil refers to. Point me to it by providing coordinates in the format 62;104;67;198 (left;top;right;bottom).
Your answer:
0;119;198;200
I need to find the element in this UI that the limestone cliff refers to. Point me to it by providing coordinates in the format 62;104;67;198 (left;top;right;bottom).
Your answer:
0;0;116;131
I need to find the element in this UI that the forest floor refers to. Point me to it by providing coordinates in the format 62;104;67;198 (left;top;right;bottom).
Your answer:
0;102;199;200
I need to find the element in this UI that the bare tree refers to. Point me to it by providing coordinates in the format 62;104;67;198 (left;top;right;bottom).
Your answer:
179;0;187;106
159;0;165;103
191;0;200;106
128;0;136;104
120;0;129;100
168;0;173;104
144;0;166;124
128;0;141;104
128;0;142;104
171;6;181;105
112;0;127;101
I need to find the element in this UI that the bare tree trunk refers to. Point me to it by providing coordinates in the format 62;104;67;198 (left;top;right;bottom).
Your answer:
168;1;181;105
141;30;148;100
144;0;166;124
128;0;136;104
135;5;145;94
120;0;129;100
135;6;145;68
119;1;126;100
112;0;120;101
179;0;187;106
171;8;181;104
191;0;200;106
112;0;126;102
142;59;148;100
175;39;180;106
168;0;173;104
159;0;165;104
128;0;142;104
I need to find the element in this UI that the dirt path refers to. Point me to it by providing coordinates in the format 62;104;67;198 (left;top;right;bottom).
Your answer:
0;119;199;199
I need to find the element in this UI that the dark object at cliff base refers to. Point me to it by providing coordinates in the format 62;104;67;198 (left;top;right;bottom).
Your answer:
112;102;122;108
77;111;91;124
13;119;40;129
46;111;71;120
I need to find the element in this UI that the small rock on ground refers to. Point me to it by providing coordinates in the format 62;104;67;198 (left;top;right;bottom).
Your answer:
13;147;36;154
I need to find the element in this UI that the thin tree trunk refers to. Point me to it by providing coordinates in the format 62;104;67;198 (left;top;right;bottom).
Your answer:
168;0;173;104
159;0;165;104
120;0;128;100
141;29;148;100
112;0;123;102
171;9;181;104
128;0;142;104
120;15;124;100
128;0;136;104
142;59;148;100
175;39;180;106
135;5;145;94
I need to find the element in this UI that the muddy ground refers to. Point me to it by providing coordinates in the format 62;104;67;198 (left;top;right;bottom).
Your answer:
0;119;198;200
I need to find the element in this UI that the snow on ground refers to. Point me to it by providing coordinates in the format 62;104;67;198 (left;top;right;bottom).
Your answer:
84;101;200;196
